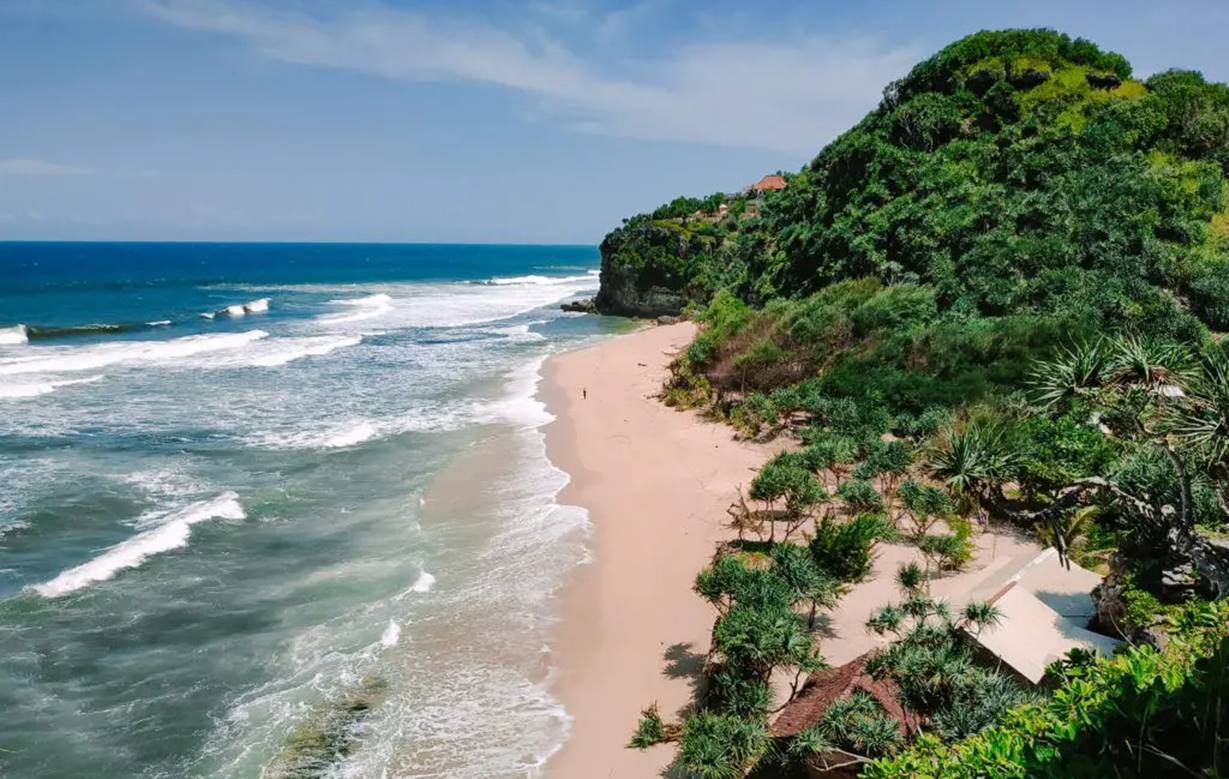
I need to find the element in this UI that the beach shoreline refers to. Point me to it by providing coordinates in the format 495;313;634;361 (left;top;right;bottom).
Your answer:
538;322;780;777
536;321;1042;778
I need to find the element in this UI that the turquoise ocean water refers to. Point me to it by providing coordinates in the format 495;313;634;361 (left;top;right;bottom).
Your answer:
0;242;618;778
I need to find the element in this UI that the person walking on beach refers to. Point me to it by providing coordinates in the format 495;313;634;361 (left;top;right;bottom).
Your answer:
582;387;587;400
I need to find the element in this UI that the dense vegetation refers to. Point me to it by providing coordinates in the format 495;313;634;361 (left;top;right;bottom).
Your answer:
599;28;1229;334
608;28;1229;779
866;601;1229;778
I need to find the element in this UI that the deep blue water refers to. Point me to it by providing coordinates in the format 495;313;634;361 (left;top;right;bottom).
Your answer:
0;242;618;778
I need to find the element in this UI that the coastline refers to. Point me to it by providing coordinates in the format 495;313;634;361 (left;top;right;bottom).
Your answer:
539;322;780;777
537;322;1041;777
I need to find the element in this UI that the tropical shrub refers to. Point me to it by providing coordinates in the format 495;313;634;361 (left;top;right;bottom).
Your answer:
810;513;893;583
865;602;1229;778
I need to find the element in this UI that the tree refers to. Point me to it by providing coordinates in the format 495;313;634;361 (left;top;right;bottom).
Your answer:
897;479;952;537
865;567;1015;733
677;712;770;779
749;454;828;541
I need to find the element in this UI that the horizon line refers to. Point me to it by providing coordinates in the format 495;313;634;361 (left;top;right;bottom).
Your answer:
0;239;599;248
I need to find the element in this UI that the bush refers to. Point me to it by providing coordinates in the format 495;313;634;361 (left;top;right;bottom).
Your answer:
629;703;668;748
917;517;975;572
811;513;893;582
837;478;885;513
678;712;771;779
898;479;953;537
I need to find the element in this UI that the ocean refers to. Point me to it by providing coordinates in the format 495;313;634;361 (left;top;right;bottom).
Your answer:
0;242;621;778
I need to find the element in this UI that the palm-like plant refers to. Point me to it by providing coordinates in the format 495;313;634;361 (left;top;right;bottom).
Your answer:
678;712;770;779
1106;334;1197;392
927;424;1013;512
960;601;1002;638
1034;505;1099;560
1028;338;1107;410
894;561;926;593
1170;354;1229;471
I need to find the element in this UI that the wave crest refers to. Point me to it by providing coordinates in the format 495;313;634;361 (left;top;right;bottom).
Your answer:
0;374;105;400
0;325;29;345
317;294;394;324
202;298;270;319
31;492;245;598
0;330;269;375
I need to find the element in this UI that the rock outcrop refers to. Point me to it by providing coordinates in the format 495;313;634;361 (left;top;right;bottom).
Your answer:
560;298;597;313
593;266;688;317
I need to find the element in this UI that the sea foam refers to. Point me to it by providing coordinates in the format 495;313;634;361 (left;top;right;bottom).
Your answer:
380;619;402;648
31;492;245;598
0;330;269;375
202;334;362;369
321;420;379;449
0;374;105;400
317;293;394;324
410;570;435;593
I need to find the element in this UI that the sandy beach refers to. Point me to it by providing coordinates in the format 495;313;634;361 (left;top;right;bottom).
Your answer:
540;321;775;776
540;322;1039;778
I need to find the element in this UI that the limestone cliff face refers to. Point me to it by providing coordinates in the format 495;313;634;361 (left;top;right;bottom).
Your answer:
593;263;689;317
593;218;697;317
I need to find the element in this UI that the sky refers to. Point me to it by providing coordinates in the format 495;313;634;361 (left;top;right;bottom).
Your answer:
1;1;1227;244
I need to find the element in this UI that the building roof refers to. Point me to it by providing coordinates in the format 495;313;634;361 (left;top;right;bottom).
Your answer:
771;652;909;738
962;548;1122;684
751;174;787;191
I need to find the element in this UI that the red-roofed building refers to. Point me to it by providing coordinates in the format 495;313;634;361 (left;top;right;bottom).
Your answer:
750;174;788;192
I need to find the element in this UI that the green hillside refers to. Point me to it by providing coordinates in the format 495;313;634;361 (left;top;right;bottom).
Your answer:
607;30;1229;779
597;29;1229;337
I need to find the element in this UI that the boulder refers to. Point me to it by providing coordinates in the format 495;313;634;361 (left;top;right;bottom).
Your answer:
1086;71;1123;89
1009;66;1051;89
965;66;1003;95
560;298;597;314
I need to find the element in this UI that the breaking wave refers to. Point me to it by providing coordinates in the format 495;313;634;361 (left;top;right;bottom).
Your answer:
0;374;105;400
0;330;269;375
31;492;246;598
317;293;394;324
482;273;596;286
0;325;29;345
201;298;270;319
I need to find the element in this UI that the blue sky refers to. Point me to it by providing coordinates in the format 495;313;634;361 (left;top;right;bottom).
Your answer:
2;1;1227;243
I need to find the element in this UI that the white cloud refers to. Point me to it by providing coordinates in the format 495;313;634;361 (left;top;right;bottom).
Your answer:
138;0;918;154
0;158;97;176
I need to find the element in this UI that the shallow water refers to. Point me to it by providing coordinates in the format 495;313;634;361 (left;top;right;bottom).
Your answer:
0;242;619;777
